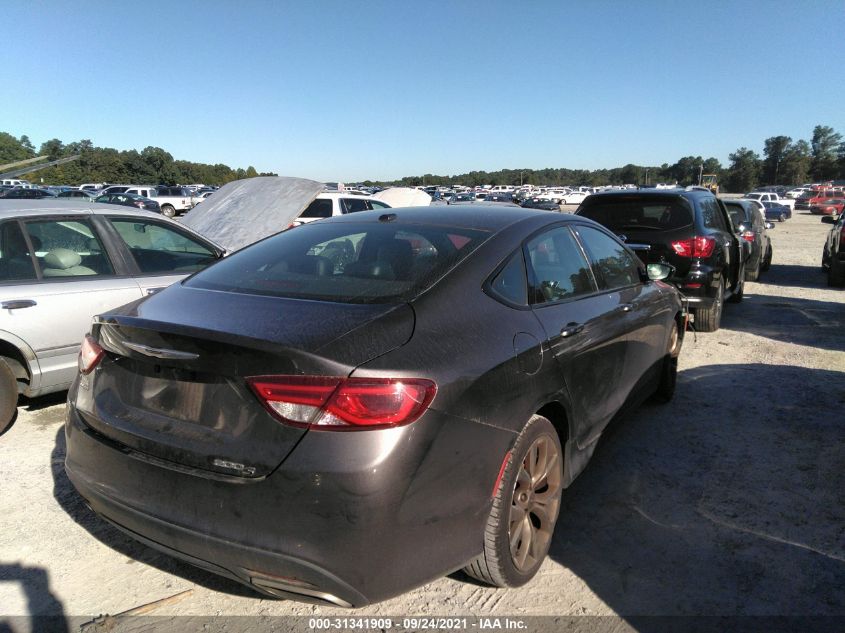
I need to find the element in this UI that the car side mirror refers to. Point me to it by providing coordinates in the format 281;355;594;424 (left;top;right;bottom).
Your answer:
765;221;775;229
821;216;835;224
646;262;674;281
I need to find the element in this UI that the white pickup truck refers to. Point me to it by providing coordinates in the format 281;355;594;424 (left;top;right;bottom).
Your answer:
743;192;795;210
124;185;195;217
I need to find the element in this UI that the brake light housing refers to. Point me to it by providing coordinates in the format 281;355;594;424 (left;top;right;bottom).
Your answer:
740;230;755;243
247;375;437;431
78;334;105;375
671;236;717;258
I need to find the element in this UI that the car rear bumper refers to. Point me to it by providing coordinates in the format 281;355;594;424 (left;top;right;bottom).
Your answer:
64;399;510;606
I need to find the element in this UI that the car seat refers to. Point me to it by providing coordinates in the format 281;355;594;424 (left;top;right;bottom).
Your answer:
41;248;97;277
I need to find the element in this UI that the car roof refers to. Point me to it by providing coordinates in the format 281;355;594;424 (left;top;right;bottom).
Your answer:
583;188;712;202
321;204;582;231
1;198;170;219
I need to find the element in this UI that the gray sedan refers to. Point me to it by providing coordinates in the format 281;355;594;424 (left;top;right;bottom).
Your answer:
0;199;224;433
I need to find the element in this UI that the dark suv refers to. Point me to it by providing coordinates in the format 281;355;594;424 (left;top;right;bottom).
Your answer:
723;198;773;281
576;189;744;331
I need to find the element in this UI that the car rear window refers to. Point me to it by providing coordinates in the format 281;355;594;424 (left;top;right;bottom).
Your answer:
578;197;693;232
185;222;489;304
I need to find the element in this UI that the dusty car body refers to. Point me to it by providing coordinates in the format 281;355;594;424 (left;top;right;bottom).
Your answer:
65;203;684;607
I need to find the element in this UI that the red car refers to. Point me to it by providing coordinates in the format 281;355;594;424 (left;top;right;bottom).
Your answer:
810;197;845;216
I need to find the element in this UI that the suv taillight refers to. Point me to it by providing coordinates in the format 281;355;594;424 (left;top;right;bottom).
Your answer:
671;236;717;258
740;230;755;243
247;375;436;431
78;335;105;374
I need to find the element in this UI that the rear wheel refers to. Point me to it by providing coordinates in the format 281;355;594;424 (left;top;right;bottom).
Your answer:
161;204;176;218
779;213;786;222
463;415;563;587
695;278;724;332
0;358;19;435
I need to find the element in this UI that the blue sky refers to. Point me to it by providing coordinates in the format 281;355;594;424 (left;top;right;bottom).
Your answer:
3;0;843;181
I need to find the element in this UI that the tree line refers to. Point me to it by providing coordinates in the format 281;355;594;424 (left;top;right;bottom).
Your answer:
0;133;276;186
388;125;845;193
3;124;843;192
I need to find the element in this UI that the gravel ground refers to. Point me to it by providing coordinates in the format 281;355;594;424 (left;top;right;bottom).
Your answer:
0;208;843;632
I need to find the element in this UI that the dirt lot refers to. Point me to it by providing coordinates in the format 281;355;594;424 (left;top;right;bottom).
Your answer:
1;207;843;632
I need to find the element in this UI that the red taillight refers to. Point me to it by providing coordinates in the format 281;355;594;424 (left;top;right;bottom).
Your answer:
247;375;436;431
78;334;105;374
741;230;755;243
671;236;716;258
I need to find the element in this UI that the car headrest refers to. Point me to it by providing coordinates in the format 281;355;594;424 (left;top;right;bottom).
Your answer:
44;248;82;270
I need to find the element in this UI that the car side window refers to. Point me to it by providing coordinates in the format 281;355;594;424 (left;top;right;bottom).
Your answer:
525;227;596;303
300;199;333;218
23;219;115;277
109;218;217;274
701;199;729;232
342;198;369;214
575;225;640;290
0;221;38;281
488;250;528;306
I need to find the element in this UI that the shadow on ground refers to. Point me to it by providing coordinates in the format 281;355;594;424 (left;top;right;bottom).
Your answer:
0;562;69;633
720;288;845;352
548;363;845;617
50;427;262;601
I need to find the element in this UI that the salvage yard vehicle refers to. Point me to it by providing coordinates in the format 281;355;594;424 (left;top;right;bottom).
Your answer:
810;198;845;216
821;211;845;286
0;199;224;434
95;192;161;213
762;201;792;222
723;198;773;281
575;188;745;332
65;199;684;607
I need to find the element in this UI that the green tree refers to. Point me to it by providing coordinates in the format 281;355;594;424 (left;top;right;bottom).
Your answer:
725;147;761;193
0;132;36;163
779;140;811;185
762;136;791;185
810;125;842;180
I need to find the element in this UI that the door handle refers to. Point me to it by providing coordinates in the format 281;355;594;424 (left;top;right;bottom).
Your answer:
1;299;37;310
560;322;584;338
620;303;634;312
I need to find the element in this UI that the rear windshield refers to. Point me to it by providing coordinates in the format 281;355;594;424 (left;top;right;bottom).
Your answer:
185;222;489;304
578;197;693;232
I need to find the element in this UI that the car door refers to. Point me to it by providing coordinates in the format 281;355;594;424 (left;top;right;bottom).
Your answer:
573;223;667;406
101;215;222;295
524;225;630;449
0;216;143;393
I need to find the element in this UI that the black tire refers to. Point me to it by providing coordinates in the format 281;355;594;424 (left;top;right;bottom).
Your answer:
761;246;772;272
695;278;724;332
161;204;176;218
653;321;681;403
779;214;785;222
828;257;845;287
463;415;563;588
0;358;19;436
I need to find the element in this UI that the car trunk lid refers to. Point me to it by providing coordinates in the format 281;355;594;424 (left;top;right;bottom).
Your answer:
76;284;414;478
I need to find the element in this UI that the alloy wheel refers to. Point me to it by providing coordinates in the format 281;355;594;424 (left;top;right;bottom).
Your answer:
508;435;562;572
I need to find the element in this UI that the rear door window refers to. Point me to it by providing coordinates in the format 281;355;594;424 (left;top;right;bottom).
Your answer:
23;219;115;277
525;227;596;303
300;199;333;218
574;225;641;290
